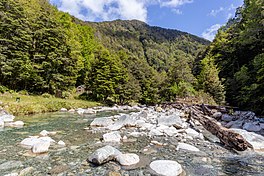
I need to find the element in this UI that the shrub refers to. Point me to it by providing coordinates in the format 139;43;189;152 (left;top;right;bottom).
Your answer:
42;93;52;98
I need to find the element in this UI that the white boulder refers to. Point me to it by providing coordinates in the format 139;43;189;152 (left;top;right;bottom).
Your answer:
176;142;200;152
150;160;183;176
32;141;50;154
88;145;122;165
103;131;122;143
116;153;140;166
90;117;113;127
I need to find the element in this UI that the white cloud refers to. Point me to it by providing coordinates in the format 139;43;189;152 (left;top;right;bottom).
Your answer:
209;7;224;16
160;0;193;7
209;4;239;20
202;24;222;41
53;0;193;22
172;9;183;15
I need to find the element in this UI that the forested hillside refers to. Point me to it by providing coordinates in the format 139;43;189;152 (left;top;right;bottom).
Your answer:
1;0;216;105
199;0;264;115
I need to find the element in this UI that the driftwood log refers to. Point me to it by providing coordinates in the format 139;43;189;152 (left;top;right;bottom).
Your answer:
162;102;253;151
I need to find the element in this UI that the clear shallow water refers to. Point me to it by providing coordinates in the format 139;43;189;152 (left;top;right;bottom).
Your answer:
0;111;263;176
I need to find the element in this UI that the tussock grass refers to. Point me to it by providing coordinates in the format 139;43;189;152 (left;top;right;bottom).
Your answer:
0;93;100;115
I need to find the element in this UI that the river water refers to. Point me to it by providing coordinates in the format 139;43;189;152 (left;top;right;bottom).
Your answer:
0;111;263;176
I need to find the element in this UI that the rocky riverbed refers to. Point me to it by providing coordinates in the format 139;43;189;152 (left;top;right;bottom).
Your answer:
0;106;263;176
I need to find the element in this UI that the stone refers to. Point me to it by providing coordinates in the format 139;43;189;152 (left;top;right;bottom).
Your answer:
68;109;75;113
58;140;66;146
19;167;34;176
0;118;5;128
60;108;67;112
32;141;50;154
9;121;24;127
158;115;184;129
90;117;113;127
83;109;96;114
150;160;183;176
1;114;15;122
155;106;163;112
0;161;23;171
149;128;163;136
108;171;121;176
116;153;140;166
185;128;200;138
243;122;261;132
88;145;122;165
212;112;222;119
176;142;200;152
231;128;264;151
221;114;234;122
40;130;49;137
103;131;122;143
20;137;41;149
163;126;178;137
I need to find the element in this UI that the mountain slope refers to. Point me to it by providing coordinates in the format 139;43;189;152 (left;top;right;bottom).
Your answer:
86;20;210;72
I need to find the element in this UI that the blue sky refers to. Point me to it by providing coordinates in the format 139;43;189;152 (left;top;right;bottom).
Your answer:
50;0;244;41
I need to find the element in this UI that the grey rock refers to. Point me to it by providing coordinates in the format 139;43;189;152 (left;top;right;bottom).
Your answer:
221;114;234;122
90;117;113;127
185;128;201;138
243;122;261;132
103;131;122;142
116;153;140;166
88;145;122;165
158;115;184;129
176;142;200;152
213;112;222;119
150;160;183;176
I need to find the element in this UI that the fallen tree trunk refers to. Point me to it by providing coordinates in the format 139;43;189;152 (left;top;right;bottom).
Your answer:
189;105;253;151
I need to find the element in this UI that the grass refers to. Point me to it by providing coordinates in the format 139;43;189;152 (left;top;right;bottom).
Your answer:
0;93;100;116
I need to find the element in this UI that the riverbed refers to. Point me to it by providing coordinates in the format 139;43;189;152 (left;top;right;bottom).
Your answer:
0;110;263;176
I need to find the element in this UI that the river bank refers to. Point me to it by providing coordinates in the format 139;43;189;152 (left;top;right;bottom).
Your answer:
0;93;99;116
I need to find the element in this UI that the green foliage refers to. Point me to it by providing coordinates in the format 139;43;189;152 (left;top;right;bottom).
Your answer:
198;55;225;105
199;0;264;114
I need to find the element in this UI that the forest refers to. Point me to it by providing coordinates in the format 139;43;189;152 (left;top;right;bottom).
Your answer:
0;0;263;115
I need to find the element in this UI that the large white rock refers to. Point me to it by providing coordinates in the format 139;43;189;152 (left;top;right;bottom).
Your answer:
231;128;264;151
1;114;15;122
158;115;185;129
116;153;140;166
150;160;183;176
88;145;122;165
103;131;122;143
90;117;113;127
163;126;178;137
176;142;200;152
20;136;55;149
20;137;41;149
58;140;66;146
32;141;50;154
185;128;200;138
60;108;67;112
149;128;163;137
